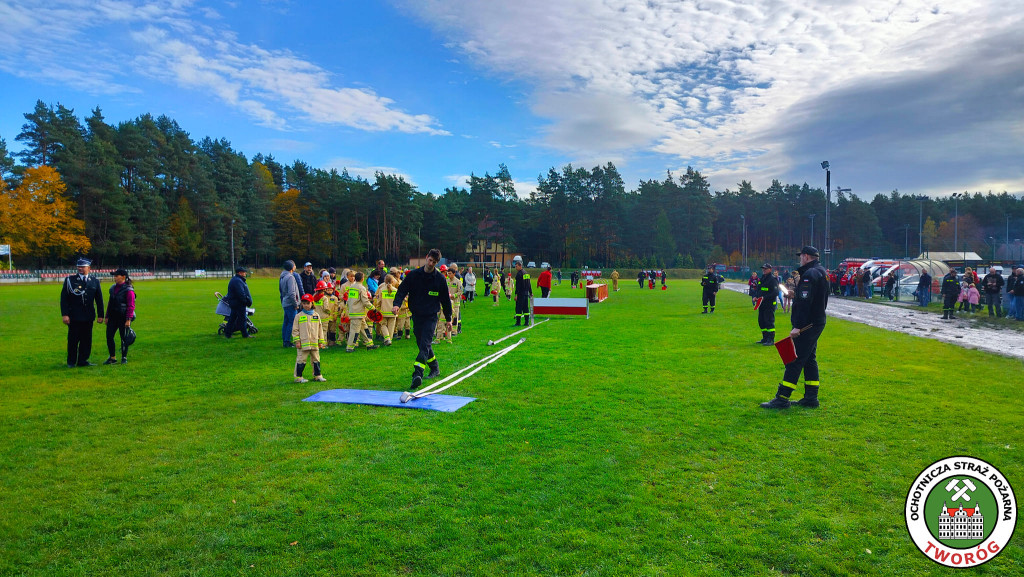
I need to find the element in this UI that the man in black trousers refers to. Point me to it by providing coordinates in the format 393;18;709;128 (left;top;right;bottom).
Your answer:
60;257;105;367
755;263;779;345
761;246;830;409
225;266;253;338
393;249;453;390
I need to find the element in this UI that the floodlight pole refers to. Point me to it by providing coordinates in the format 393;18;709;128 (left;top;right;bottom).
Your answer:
821;162;830;269
914;195;928;258
809;214;816;247
231;219;236;272
951;193;962;259
740;214;747;269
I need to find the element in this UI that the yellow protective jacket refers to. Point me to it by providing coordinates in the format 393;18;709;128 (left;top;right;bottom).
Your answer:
448;276;463;309
376;285;399;317
313;294;337;327
292;309;326;349
345;283;375;318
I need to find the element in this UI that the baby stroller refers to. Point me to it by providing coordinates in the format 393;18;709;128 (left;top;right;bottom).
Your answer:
214;291;258;335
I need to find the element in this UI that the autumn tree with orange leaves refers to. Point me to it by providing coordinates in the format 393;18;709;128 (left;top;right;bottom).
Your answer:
0;165;91;261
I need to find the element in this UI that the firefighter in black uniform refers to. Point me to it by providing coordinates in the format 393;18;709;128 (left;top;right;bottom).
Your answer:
700;265;721;313
513;256;534;325
393;248;453;390
756;263;779;345
60;257;105;367
940;268;961;320
761;246;830;409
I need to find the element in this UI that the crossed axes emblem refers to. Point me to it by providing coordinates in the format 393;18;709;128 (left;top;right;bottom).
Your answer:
945;478;977;502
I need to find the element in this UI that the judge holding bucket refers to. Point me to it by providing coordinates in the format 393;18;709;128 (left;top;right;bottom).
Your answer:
760;246;830;409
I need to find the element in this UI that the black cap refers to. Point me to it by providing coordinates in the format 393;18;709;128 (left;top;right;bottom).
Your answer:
761;263;772;269
236;266;248;273
112;268;129;277
796;246;820;257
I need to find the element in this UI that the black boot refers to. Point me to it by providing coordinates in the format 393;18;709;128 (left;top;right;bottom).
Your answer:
701;307;707;314
295;363;307;383
514;317;521;326
762;332;775;346
457;322;462;334
794;385;819;408
312;362;326;382
427;360;440;379
411;366;424;390
760;383;793;409
756;331;768;345
524;316;531;326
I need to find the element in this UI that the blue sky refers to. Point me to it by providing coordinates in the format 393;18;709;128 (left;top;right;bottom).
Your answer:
2;0;1023;199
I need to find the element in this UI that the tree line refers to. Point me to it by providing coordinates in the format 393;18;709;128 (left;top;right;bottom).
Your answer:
2;100;1023;270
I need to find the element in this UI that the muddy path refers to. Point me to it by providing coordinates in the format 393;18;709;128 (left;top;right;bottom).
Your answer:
723;283;1024;361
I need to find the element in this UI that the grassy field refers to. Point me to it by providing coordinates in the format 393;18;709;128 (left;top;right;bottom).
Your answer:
0;278;1021;576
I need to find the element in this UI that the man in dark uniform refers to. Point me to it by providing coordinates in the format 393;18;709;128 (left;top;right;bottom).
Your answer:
225;266;253;338
761;246;830;409
60;257;105;367
700;265;720;313
940;268;960;320
513;256;534;326
393;248;453;390
756;263;779;345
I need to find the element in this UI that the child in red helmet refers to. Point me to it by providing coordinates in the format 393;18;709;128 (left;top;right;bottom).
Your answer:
292;294;326;383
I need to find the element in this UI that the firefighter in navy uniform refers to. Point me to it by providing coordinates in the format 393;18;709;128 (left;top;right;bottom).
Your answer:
940;268;961;320
513;256;534;326
700;265;721;313
392;248;453;390
761;246;830;409
60;257;105;367
755;263;779;345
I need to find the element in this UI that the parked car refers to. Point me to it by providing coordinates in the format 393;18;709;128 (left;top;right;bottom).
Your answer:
540;262;550;269
527;261;537;268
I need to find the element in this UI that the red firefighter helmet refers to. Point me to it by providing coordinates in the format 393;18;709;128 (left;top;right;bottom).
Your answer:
438;264;448;272
315;280;328;291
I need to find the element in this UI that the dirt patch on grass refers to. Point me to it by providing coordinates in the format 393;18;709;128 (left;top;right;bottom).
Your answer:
723;283;1024;361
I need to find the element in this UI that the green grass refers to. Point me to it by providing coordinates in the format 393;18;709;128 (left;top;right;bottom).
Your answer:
1;279;1021;576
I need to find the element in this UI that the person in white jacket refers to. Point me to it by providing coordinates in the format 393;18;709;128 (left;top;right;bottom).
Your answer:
463;266;477;303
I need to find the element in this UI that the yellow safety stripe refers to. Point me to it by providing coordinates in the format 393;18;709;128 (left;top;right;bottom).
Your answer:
427;356;436;363
414;361;427;369
780;381;797;390
805;380;820;386
298;316;308;323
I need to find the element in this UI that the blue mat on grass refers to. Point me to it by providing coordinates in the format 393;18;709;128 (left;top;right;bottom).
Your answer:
303;389;476;412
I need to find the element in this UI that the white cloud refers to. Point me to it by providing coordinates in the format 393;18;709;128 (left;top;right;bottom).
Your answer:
1;0;447;135
400;0;1024;192
325;157;418;187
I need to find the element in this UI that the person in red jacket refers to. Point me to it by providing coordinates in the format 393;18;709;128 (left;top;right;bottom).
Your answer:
537;265;553;298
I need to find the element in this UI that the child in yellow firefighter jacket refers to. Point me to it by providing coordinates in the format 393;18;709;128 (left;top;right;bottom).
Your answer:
448;269;464;335
320;282;342;346
292;294;326;383
374;274;400;346
312;280;335;348
344;271;379;352
504;273;514;301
